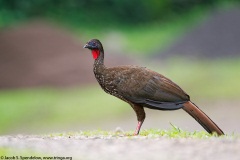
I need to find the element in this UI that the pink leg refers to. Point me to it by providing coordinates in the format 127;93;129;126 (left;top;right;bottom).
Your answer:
134;121;143;135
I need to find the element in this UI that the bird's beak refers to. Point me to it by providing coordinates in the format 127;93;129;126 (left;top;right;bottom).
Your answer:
83;44;88;48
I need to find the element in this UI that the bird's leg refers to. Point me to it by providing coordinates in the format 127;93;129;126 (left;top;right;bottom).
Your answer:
131;104;145;135
134;121;143;135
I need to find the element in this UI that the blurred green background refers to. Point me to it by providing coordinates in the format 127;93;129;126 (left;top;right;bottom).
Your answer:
0;0;240;135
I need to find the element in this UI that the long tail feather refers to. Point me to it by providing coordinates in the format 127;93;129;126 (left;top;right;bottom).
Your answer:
183;101;224;136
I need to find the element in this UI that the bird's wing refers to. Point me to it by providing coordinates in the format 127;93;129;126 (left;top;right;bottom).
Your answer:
129;74;190;110
108;66;190;110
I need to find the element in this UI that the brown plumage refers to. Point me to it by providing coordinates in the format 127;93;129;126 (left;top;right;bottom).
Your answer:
83;39;224;136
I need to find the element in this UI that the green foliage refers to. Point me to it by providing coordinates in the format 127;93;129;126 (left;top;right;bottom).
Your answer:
0;0;239;26
119;7;208;54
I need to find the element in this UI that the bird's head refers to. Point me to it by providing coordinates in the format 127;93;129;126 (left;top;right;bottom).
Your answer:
83;39;103;60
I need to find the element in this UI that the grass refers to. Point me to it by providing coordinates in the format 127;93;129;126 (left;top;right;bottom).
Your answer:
47;124;237;139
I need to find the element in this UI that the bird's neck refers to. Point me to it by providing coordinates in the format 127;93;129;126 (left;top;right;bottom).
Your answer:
93;49;105;75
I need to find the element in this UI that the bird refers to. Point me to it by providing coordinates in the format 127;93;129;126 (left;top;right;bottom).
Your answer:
83;39;224;136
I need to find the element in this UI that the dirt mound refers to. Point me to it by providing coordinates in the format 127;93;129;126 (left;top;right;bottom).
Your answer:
0;21;133;89
157;7;240;59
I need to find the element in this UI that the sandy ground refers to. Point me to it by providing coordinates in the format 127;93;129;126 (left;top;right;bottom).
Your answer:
0;134;240;160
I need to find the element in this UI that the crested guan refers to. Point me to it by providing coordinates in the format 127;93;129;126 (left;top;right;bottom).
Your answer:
83;39;224;136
